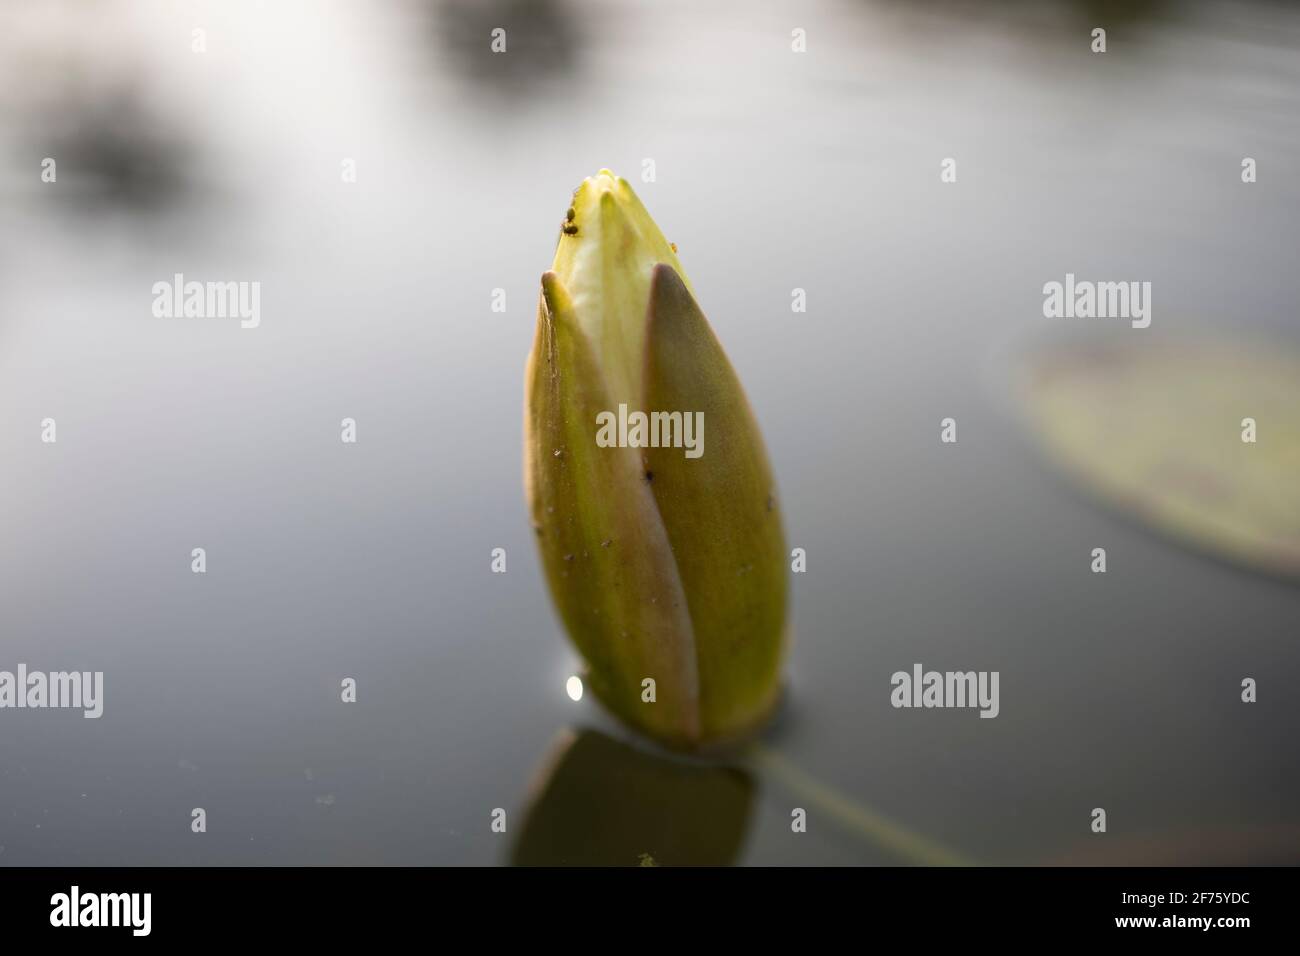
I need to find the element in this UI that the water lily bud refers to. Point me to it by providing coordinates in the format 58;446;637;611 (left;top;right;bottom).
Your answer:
524;170;788;750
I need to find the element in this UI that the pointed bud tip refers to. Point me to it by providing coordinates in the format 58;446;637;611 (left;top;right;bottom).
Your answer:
539;269;558;304
575;169;633;209
650;261;683;286
647;263;694;326
539;270;576;325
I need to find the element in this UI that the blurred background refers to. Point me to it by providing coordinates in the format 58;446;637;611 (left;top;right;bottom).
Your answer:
0;0;1297;865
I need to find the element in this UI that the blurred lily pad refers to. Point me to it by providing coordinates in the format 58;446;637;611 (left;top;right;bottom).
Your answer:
1020;340;1300;580
1048;822;1300;866
511;728;754;866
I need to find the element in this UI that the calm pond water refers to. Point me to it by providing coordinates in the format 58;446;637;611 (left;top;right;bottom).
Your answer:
0;0;1297;865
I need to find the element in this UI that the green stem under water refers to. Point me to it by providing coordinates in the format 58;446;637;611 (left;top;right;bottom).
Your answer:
745;744;975;866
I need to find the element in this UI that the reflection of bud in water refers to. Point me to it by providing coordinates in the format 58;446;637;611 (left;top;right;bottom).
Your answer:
511;729;754;866
524;171;788;750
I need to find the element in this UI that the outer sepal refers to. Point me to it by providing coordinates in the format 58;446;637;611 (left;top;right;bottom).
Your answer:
525;271;702;745
641;264;788;743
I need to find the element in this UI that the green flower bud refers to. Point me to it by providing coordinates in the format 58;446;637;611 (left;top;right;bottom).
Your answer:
524;170;788;750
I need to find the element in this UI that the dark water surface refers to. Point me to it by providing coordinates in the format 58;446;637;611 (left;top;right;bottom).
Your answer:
0;0;1297;865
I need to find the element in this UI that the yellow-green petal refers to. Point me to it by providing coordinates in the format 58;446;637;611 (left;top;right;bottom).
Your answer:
550;170;689;408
